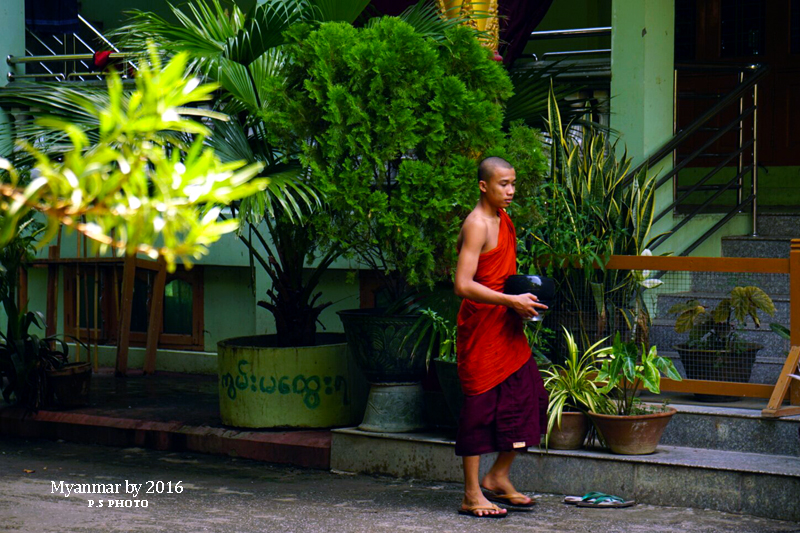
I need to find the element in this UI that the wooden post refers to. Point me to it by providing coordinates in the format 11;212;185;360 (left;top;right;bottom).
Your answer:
17;263;27;312
762;238;800;417
115;254;136;377
93;253;100;372
45;246;59;338
75;233;81;363
790;239;800;405
143;258;166;375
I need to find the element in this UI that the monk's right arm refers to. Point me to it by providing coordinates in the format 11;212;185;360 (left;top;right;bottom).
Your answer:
454;218;542;319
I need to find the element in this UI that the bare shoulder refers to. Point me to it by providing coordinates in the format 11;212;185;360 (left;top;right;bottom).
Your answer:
458;210;488;251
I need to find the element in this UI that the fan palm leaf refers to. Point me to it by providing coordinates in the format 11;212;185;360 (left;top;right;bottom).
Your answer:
205;117;319;224
369;1;474;42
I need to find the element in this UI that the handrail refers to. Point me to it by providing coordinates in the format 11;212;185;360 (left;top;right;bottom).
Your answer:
10;13;138;82
529;27;611;39
674;62;760;72
7;53;130;64
625;63;768;187
541;49;611;59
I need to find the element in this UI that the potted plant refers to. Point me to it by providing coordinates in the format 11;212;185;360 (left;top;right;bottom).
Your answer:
541;328;613;450
517;89;661;364
271;16;548;431
402;308;461;424
588;333;683;455
1;50;292;421
0;219;85;409
669;286;776;388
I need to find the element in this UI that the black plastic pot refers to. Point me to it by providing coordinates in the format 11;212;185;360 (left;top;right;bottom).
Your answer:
434;358;463;423
673;342;762;402
337;309;429;384
46;362;92;408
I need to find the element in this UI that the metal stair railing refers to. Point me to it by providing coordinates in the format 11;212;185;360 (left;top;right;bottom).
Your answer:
624;63;769;256
6;15;135;83
523;26;611;62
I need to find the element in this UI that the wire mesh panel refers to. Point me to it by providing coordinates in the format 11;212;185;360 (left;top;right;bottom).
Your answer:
648;269;790;387
536;260;791;391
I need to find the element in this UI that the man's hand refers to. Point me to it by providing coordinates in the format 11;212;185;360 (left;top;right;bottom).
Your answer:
510;293;548;320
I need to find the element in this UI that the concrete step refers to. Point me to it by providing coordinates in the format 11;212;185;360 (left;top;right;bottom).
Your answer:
658;403;800;457
654;292;790;324
684;271;790;295
757;214;800;237
721;235;793;258
331;425;800;522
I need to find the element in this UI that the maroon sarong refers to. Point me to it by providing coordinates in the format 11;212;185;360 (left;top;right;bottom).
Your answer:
455;356;548;456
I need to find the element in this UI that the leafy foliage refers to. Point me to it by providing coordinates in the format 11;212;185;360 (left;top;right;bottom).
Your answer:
517;88;661;357
0;221;70;410
669;286;776;351
540;328;613;446
595;333;682;416
403;308;457;365
116;0;454;344
268;18;543;296
0;51;268;271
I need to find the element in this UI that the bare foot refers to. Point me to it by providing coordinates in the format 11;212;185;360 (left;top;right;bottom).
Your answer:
461;490;508;517
481;473;533;506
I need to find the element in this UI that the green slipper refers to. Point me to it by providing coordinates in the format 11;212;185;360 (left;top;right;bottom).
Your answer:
575;494;636;508
563;491;606;505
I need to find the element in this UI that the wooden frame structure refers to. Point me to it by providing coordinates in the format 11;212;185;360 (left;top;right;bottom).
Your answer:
33;246;167;377
605;240;800;417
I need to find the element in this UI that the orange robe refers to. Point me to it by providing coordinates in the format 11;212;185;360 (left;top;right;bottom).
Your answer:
457;209;531;396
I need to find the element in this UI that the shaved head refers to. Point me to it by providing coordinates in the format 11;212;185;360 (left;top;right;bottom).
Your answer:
478;156;513;183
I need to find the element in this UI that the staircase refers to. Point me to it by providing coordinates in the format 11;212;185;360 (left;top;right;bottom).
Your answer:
722;213;799;258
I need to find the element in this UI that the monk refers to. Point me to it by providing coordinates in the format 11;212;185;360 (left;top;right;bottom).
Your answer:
453;156;549;518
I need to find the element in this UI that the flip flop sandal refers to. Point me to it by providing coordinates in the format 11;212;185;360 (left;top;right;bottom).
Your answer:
458;503;508;518
563;491;606;505
575;494;636;508
483;491;537;511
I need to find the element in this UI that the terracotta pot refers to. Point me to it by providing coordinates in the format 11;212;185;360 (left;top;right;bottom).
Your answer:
548;411;589;450
588;407;677;455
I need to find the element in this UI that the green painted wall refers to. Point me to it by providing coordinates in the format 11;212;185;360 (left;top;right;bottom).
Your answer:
0;0;24;156
677;166;800;210
610;0;674;163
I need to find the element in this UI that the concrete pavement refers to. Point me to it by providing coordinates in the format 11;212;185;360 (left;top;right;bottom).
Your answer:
1;437;798;533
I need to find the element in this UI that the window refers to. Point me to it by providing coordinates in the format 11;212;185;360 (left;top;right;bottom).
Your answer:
792;0;800;54
675;0;697;61
64;263;204;351
720;0;766;57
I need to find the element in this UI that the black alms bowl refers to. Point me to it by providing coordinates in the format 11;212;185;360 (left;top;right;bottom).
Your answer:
504;274;555;318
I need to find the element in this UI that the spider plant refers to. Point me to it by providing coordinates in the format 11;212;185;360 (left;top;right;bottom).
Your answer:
540;328;613;446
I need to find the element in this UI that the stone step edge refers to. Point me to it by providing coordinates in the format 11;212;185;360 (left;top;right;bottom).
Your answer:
332;428;800;478
0;407;332;470
656;292;790;301
665;401;800;422
650;318;788;331
722;235;796;241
